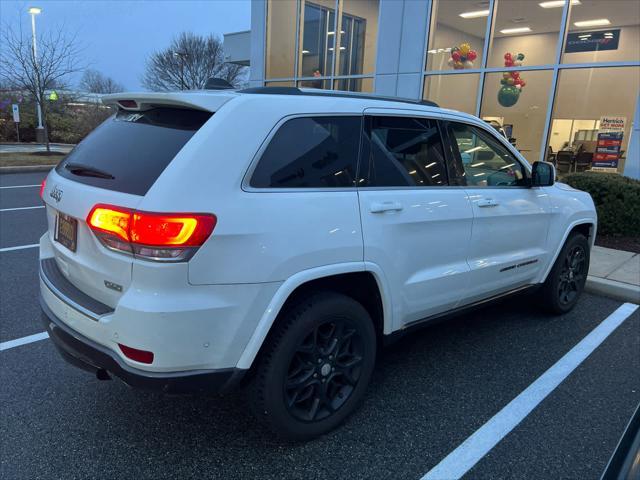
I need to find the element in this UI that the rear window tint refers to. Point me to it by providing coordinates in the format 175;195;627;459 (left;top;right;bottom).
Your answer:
250;116;362;188
56;108;212;196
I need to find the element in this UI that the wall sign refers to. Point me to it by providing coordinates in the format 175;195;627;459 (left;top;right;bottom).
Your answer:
593;116;625;169
12;104;20;123
565;29;620;53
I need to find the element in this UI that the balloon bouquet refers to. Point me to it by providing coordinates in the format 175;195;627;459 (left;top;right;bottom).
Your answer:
498;52;526;107
447;43;478;70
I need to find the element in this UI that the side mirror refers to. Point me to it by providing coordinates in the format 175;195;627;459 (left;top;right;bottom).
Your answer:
531;161;555;187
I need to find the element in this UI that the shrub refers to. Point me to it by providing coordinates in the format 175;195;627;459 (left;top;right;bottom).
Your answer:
563;172;640;236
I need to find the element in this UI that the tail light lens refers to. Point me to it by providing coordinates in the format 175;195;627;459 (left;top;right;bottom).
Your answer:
87;204;216;262
118;343;154;364
40;178;46;200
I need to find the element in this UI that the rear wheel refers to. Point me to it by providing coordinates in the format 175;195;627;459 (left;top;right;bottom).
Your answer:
248;292;376;441
540;233;590;314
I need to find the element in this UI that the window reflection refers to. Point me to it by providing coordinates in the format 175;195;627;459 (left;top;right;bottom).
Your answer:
336;0;379;76
299;1;336;78
334;77;374;92
423;74;479;114
265;0;297;79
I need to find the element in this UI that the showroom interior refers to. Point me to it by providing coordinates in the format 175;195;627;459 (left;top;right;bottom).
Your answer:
244;0;639;175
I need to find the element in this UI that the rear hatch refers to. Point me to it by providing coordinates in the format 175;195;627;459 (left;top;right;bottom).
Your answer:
43;103;215;309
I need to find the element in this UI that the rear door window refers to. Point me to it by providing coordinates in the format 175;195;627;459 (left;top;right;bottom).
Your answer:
56;108;212;196
250;116;362;188
361;116;448;187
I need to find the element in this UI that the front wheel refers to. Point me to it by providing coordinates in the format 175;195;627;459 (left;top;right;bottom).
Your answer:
248;292;376;441
540;232;590;314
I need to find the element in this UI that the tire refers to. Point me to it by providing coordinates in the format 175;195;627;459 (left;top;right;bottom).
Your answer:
248;291;377;441
540;232;590;314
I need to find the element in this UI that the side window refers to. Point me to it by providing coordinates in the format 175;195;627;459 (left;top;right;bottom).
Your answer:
250;116;361;188
448;122;527;187
362;116;448;187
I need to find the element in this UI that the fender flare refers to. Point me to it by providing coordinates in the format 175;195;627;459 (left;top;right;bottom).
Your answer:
235;262;393;370
540;218;597;283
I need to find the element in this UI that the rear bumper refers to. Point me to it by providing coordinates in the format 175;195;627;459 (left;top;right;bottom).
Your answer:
40;296;246;394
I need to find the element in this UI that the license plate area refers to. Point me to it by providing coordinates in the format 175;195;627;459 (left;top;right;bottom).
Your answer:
55;212;78;252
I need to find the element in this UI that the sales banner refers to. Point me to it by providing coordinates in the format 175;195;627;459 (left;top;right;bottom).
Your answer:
593;116;625;169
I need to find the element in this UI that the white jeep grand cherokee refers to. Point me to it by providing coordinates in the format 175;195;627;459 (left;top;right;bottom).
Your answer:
39;87;596;440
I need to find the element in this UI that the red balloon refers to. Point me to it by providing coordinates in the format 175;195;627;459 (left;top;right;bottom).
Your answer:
520;80;526;87
511;71;520;79
505;60;514;67
467;50;477;61
451;51;461;61
514;78;523;85
504;52;512;60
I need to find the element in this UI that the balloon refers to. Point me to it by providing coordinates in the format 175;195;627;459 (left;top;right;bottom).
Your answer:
520;80;526;87
517;53;525;61
498;85;520;107
504;52;512;60
506;77;515;85
514;78;523;85
452;46;459;52
459;43;471;56
511;71;520;79
515;85;522;90
447;58;454;66
467;50;477;61
451;50;461;61
503;72;511;80
454;60;464;69
463;60;474;69
505;60;514;67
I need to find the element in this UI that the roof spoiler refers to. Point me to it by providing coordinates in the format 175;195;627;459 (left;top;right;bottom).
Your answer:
204;78;235;90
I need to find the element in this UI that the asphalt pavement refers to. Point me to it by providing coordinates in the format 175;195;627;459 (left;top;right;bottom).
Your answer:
1;171;639;479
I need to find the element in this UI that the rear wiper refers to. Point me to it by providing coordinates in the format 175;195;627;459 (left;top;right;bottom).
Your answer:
64;162;115;179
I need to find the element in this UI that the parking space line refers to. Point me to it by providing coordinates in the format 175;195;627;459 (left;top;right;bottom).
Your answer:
422;302;639;480
0;243;39;252
0;332;49;352
0;184;40;189
0;206;45;212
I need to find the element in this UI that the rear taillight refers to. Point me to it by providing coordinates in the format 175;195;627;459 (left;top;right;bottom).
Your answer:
40;178;46;199
118;343;154;364
87;204;216;262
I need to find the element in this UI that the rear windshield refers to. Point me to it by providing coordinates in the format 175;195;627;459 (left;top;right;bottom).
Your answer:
56;107;212;196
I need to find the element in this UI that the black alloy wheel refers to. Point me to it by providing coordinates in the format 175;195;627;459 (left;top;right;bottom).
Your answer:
557;244;587;306
284;319;363;422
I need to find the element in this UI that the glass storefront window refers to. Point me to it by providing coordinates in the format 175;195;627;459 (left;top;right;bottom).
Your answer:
480;70;554;164
562;0;640;64
423;73;480;115
336;0;379;76
426;0;488;72
298;79;331;89
549;66;640;173
333;77;374;92
265;81;296;87
266;0;298;79
487;0;563;67
299;0;337;78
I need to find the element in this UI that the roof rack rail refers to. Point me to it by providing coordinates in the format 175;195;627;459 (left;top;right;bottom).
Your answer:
238;86;439;108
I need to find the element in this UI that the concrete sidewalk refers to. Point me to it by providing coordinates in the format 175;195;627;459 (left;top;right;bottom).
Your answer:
587;246;640;303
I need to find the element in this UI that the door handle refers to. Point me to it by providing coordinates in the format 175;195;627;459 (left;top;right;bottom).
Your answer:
477;198;499;208
370;201;403;213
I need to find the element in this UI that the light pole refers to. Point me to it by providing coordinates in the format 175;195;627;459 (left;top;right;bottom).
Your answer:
172;51;188;90
28;6;45;143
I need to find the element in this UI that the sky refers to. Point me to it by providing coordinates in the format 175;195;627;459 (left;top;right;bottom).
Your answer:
0;0;251;91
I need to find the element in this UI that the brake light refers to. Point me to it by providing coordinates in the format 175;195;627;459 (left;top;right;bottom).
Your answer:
118;343;154;364
40;178;46;199
86;204;216;261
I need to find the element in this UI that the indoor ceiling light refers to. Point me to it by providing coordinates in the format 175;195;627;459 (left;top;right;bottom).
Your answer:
574;18;611;27
500;27;532;34
538;0;580;8
459;9;490;19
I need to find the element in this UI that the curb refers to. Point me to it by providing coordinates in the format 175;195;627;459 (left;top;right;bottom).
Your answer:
585;276;640;304
0;165;55;174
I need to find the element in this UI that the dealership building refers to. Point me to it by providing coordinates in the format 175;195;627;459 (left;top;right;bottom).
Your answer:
224;0;639;177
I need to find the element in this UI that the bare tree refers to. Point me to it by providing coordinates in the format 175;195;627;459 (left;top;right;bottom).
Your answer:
0;23;83;151
79;69;124;93
142;32;246;91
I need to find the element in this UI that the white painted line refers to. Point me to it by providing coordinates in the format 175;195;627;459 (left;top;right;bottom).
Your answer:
0;184;40;189
422;302;639;480
0;205;45;212
0;332;49;352
0;243;39;253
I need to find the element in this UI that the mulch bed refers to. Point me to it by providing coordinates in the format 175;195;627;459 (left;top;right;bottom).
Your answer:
595;235;640;254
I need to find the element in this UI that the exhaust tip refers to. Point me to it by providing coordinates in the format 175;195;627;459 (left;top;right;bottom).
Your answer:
96;369;111;381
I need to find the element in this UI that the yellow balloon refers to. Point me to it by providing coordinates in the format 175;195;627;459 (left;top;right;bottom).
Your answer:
459;43;471;56
506;77;515;85
503;72;511;80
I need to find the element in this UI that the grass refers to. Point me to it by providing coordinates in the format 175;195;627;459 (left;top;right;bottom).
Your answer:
0;152;65;167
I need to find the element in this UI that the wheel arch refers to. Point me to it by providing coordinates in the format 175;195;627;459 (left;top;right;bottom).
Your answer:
236;263;391;370
540;219;596;283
